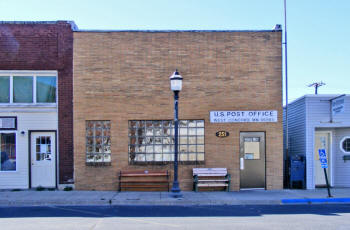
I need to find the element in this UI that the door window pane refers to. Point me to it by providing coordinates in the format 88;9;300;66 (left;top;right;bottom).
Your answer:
0;77;10;103
0;133;16;171
37;76;56;103
35;136;52;161
13;76;33;103
244;138;260;160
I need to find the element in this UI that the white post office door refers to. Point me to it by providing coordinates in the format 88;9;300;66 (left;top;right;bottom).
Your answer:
31;132;56;188
314;131;331;187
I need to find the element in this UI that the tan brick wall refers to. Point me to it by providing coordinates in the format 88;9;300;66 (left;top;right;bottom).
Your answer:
73;31;283;191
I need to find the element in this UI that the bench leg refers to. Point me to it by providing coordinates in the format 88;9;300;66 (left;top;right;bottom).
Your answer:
227;174;231;192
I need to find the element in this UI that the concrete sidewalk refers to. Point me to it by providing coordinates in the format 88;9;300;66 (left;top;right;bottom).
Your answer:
0;188;349;206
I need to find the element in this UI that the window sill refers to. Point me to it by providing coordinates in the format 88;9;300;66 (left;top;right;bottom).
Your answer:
0;104;57;108
86;162;112;167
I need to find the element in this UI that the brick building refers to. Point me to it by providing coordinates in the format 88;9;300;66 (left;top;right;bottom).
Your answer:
0;21;75;189
73;29;283;191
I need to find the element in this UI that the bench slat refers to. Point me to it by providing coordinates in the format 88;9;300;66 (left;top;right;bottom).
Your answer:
120;180;169;183
121;184;169;188
120;170;167;173
193;168;227;176
194;168;227;170
119;170;169;192
194;171;227;173
193;168;230;192
121;173;168;177
197;183;228;187
195;173;227;177
194;169;226;171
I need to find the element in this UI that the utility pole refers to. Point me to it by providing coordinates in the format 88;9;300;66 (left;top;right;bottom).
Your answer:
284;0;289;188
308;82;325;94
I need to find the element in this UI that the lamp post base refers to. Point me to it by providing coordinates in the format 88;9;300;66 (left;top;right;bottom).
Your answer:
170;181;182;198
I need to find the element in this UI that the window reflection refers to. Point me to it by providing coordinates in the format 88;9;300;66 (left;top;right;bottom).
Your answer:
85;120;111;164
0;133;16;171
128;120;205;163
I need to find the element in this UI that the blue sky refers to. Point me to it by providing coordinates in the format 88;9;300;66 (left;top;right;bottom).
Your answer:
1;0;349;103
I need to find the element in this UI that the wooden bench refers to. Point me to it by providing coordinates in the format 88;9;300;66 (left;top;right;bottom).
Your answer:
193;168;231;192
119;170;170;191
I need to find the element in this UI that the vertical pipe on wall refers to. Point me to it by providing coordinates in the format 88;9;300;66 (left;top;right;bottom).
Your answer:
284;0;290;187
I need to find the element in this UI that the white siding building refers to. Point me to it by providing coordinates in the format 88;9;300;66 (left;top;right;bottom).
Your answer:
285;94;350;189
0;71;58;189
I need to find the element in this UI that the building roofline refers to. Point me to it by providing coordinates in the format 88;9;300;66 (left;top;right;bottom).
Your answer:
303;94;348;98
75;29;281;33
0;21;282;33
288;94;348;105
0;21;78;31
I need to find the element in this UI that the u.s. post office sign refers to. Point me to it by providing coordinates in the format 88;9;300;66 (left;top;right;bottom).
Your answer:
210;111;278;123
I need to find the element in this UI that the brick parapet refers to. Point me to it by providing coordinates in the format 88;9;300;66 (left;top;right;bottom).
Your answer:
0;22;74;184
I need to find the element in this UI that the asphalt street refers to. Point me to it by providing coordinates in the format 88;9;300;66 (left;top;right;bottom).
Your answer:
1;204;350;230
1;204;350;217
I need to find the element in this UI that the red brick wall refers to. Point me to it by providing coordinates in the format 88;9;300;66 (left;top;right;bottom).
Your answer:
0;21;74;184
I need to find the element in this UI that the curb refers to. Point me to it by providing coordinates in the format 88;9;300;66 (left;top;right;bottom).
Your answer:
1;199;350;207
281;198;350;204
0;200;281;207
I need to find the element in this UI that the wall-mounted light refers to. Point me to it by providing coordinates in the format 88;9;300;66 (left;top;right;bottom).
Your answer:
20;131;25;135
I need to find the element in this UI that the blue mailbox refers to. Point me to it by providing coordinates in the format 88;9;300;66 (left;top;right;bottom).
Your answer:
289;155;305;189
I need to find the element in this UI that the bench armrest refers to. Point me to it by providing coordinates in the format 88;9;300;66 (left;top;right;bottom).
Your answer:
225;174;231;192
193;175;199;192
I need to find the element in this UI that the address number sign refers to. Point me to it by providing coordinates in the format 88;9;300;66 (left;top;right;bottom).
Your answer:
216;131;229;138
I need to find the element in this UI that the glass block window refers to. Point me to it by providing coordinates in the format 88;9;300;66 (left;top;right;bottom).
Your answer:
128;120;205;164
342;137;350;153
86;121;111;165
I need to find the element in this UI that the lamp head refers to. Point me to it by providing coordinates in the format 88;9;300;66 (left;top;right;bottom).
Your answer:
169;69;183;92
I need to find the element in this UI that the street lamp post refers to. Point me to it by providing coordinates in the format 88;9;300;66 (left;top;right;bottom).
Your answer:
169;69;183;198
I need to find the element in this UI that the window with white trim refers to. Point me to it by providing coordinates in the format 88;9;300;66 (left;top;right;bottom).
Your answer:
0;133;16;171
0;73;56;104
341;137;350;153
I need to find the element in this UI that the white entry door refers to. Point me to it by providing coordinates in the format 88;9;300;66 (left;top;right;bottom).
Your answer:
31;132;56;188
314;131;332;187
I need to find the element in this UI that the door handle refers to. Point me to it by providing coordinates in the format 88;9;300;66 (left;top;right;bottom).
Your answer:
240;157;244;170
